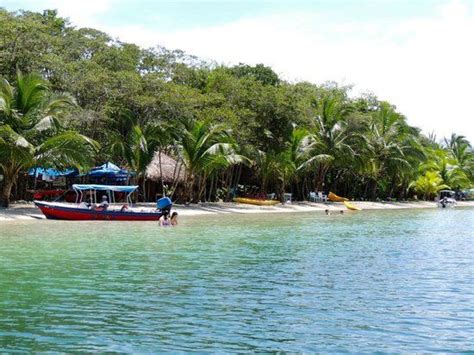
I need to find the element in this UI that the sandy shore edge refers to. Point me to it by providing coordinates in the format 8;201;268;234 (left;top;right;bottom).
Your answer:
1;200;473;221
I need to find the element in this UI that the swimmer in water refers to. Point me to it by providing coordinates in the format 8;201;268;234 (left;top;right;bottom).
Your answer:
160;212;171;227
170;211;179;226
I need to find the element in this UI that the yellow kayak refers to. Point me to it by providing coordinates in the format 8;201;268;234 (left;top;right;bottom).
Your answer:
234;197;279;206
328;191;349;202
344;200;362;211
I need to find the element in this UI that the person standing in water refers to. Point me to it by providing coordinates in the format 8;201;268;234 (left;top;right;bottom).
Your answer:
160;212;171;227
170;212;178;226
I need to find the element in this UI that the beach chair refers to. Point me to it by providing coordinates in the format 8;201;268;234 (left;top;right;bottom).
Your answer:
318;191;328;202
308;192;317;202
283;193;292;203
267;193;276;200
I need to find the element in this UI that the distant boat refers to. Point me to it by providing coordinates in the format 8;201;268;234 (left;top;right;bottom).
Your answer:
35;184;171;221
437;190;457;208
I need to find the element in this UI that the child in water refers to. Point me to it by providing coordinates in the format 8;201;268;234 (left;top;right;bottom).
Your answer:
170;212;178;226
160;212;172;227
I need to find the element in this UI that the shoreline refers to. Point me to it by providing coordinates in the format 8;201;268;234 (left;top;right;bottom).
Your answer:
1;200;473;221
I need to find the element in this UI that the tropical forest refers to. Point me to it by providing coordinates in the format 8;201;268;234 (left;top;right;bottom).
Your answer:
1;9;473;207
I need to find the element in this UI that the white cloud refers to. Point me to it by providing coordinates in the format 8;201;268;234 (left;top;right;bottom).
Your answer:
2;0;113;28
105;1;474;142
5;0;474;142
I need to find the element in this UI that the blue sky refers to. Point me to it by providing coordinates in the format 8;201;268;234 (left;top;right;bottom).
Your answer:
2;0;474;141
72;1;443;29
2;0;450;30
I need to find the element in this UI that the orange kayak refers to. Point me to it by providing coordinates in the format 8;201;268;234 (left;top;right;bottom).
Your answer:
328;192;349;202
234;197;279;206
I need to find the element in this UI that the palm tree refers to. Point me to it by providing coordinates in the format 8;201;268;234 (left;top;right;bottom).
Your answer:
409;171;450;200
420;148;470;190
176;117;243;202
251;126;314;200
443;134;474;182
252;149;277;194
108;111;164;200
363;102;425;198
0;72;98;207
309;96;354;190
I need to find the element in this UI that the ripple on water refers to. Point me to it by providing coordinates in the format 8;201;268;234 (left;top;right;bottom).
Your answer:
0;208;473;352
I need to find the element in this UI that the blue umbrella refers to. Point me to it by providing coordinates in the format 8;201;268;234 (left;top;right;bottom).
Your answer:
87;162;131;182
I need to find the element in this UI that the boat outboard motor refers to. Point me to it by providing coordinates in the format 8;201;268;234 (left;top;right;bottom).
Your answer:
157;197;173;214
441;197;447;208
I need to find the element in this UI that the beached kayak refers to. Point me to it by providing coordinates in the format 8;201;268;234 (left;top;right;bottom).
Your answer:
234;197;280;206
328;192;349;202
343;200;362;211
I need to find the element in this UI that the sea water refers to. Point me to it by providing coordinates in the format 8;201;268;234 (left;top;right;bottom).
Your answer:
0;208;473;352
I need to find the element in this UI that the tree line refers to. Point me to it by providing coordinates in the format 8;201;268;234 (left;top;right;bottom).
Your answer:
0;9;473;207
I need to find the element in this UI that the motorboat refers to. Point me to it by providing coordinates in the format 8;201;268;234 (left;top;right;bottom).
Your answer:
437;190;457;208
34;184;171;221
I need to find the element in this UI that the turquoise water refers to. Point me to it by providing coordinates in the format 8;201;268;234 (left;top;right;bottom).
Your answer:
0;208;473;352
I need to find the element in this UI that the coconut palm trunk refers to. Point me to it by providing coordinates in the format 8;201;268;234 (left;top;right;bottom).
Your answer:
185;173;195;203
142;175;147;201
158;150;165;196
1;172;17;208
315;163;329;191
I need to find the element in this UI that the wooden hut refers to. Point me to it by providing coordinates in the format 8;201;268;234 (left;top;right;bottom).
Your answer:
146;151;185;200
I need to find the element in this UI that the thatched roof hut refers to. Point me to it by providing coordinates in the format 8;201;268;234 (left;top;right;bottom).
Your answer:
146;151;185;183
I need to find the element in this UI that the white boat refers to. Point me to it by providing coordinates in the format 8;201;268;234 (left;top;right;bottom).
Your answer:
437;190;457;208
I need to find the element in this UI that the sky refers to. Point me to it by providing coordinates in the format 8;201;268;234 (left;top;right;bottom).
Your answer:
2;0;473;142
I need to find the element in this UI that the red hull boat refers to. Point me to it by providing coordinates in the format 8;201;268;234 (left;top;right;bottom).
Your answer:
34;184;171;221
34;201;163;221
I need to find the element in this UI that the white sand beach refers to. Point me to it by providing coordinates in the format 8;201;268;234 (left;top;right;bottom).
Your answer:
1;200;473;221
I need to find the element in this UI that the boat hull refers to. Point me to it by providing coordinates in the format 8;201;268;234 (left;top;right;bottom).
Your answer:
437;198;456;208
34;201;163;221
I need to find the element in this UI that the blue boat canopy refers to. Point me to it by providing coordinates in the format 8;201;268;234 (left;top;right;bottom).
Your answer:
72;184;138;193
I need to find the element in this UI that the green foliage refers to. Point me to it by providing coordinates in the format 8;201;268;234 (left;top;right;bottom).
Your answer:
0;8;472;205
0;72;98;206
409;171;450;200
420;149;470;190
176;117;243;202
228;63;280;86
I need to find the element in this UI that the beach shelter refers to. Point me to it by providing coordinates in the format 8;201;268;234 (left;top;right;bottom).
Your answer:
87;162;131;183
28;167;79;180
28;167;79;194
146;152;185;183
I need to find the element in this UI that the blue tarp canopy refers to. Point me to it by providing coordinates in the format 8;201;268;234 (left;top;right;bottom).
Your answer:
28;167;78;177
72;184;138;193
88;162;130;180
